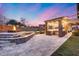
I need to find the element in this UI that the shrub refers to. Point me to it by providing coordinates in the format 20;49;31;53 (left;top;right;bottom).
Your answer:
73;30;79;36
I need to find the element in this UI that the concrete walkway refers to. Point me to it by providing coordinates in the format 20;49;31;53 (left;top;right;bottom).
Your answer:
0;33;72;56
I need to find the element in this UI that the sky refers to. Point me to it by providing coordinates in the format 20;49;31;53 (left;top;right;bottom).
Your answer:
0;3;77;26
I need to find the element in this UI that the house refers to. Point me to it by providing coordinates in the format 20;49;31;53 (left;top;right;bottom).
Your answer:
45;16;72;37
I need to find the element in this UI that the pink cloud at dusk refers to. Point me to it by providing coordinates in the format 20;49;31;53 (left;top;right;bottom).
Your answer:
0;4;4;15
28;7;60;26
29;5;76;26
0;9;4;15
38;7;59;21
28;20;44;26
59;5;77;18
28;5;63;26
36;4;69;21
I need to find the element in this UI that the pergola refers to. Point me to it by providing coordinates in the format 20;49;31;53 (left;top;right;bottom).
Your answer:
45;17;71;37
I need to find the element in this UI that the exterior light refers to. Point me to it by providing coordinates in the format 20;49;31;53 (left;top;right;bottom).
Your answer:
13;25;16;31
62;19;68;26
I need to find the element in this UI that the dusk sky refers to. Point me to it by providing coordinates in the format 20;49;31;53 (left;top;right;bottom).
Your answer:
0;3;77;26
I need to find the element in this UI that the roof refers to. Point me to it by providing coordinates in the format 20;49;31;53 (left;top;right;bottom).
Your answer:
45;16;69;22
69;19;79;24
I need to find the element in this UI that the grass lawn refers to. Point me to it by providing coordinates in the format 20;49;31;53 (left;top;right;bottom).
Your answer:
51;36;79;56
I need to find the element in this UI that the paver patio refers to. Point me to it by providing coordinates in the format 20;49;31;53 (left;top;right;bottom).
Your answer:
0;33;72;56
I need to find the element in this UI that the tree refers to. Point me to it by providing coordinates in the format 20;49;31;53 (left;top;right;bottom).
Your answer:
20;18;26;25
6;19;18;25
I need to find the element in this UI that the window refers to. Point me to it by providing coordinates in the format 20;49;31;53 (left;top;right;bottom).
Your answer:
49;26;53;29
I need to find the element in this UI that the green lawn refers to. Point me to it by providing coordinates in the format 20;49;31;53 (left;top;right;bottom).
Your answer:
51;36;79;56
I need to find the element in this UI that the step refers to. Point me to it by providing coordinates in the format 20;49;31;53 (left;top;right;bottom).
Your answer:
0;43;16;47
0;39;11;41
0;41;10;44
0;34;20;37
